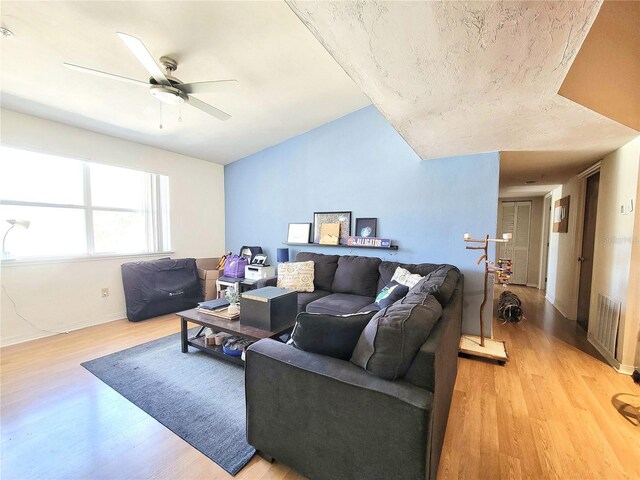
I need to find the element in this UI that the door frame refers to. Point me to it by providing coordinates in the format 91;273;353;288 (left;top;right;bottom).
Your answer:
573;161;601;324
539;193;552;291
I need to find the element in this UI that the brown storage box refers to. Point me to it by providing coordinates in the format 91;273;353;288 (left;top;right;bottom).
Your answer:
196;257;221;301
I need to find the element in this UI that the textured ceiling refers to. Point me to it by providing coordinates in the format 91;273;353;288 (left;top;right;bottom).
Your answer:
0;1;370;164
288;0;639;187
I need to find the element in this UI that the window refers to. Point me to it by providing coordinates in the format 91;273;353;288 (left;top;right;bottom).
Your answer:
0;146;170;259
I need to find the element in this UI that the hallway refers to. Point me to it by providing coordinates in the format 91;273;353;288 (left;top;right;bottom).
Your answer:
439;285;640;479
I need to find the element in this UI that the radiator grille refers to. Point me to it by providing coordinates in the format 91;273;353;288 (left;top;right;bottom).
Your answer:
594;293;621;358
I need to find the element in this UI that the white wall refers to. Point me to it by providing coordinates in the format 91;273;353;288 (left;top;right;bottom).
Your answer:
545;176;581;319
590;137;640;371
0;109;225;346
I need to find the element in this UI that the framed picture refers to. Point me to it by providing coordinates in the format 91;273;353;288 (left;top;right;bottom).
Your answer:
287;223;312;243
553;196;570;233
355;218;377;238
313;211;351;243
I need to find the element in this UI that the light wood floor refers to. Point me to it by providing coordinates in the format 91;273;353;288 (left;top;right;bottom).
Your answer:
1;286;638;479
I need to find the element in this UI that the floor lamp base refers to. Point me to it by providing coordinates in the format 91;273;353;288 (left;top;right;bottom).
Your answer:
459;334;509;365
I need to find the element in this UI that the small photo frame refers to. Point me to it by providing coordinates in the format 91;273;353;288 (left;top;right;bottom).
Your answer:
287;223;311;243
355;218;377;238
313;211;351;243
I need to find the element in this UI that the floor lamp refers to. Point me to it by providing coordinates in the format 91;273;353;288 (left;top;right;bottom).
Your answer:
2;219;30;260
459;232;510;364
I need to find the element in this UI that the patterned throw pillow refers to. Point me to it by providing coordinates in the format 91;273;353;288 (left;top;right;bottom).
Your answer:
277;261;315;292
374;280;409;309
391;266;424;288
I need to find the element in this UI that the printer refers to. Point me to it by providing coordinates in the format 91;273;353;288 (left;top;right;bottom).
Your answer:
244;254;276;280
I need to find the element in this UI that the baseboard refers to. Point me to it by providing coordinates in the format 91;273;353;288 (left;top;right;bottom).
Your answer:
0;311;127;347
588;334;635;375
526;283;539;288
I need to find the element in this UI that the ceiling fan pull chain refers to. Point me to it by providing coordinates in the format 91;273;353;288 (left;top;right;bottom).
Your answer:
159;101;163;130
178;102;183;123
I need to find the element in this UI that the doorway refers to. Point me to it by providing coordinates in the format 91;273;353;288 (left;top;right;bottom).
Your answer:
577;171;600;331
540;195;552;291
499;201;532;285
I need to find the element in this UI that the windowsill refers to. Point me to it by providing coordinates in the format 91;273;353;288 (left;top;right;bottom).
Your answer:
0;251;174;267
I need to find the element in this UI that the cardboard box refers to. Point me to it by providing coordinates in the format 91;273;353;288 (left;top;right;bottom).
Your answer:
196;257;221;301
240;287;297;331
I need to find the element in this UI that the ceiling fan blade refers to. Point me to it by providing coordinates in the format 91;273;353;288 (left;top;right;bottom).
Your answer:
64;63;148;86
176;80;238;95
187;96;231;121
116;32;170;86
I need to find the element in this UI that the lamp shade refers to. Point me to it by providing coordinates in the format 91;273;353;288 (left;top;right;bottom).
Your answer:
276;248;289;263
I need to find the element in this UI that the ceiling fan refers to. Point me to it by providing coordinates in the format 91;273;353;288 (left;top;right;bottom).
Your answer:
64;32;237;121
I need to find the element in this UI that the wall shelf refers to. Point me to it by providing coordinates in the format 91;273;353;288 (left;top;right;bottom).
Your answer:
284;242;398;251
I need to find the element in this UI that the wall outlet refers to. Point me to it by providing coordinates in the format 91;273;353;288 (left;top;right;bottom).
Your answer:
101;288;109;298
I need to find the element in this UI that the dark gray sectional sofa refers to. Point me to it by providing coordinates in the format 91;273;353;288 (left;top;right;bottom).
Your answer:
247;252;463;480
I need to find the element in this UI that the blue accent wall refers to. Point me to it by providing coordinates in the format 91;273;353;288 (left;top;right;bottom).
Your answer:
225;106;499;336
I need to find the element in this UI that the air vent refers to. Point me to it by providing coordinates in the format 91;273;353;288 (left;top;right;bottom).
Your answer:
593;293;621;358
525;180;537;185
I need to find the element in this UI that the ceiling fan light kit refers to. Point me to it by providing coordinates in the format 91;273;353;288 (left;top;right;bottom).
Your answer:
64;32;237;124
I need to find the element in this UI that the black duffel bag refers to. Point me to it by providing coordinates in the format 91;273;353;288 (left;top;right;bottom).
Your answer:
121;258;203;322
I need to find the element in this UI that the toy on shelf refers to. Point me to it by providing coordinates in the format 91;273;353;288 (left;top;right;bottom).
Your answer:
459;232;511;364
496;258;512;284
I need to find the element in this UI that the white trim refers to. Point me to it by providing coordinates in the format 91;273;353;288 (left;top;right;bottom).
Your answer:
588;333;635;375
0;311;127;347
0;251;173;267
578;161;602;179
526;283;539;288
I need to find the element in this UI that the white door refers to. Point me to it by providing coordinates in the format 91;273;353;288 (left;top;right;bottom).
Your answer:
499;201;531;285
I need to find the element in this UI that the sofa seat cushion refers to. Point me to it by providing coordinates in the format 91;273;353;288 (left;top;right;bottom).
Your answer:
331;255;382;297
350;292;442;380
290;311;376;360
296;252;339;292
297;290;331;313
306;293;375;315
358;302;381;313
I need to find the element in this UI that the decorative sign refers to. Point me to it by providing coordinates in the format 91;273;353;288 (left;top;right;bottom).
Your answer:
346;236;391;248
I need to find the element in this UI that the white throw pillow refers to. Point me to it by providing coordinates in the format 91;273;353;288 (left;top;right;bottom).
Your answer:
391;266;424;288
277;261;315;292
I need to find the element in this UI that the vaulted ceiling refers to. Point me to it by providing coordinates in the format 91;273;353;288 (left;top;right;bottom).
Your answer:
287;0;639;194
1;0;637;181
0;1;370;164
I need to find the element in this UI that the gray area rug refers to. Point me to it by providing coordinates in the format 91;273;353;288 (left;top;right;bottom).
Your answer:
81;330;254;475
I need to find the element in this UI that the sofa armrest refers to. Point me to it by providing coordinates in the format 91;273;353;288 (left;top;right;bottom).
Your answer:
254;276;277;289
246;339;433;480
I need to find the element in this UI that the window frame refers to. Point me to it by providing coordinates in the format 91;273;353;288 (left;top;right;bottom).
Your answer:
0;145;171;261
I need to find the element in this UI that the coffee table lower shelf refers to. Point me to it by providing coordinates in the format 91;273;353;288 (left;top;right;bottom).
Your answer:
186;334;244;366
177;308;295;366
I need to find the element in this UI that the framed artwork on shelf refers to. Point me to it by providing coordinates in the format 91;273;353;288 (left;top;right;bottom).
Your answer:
287;223;312;243
313;211;351;243
355;218;377;238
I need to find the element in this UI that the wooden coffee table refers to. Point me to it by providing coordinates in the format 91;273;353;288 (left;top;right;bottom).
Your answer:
177;308;295;366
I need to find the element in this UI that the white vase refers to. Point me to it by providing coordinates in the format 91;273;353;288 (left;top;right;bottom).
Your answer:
228;303;240;315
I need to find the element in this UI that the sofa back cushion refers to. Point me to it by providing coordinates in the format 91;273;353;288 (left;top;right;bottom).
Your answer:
350;292;442;380
377;262;440;293
296;252;339;292
407;265;460;305
331;255;381;297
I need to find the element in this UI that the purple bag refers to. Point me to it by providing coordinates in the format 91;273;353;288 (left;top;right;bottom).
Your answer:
223;254;248;278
